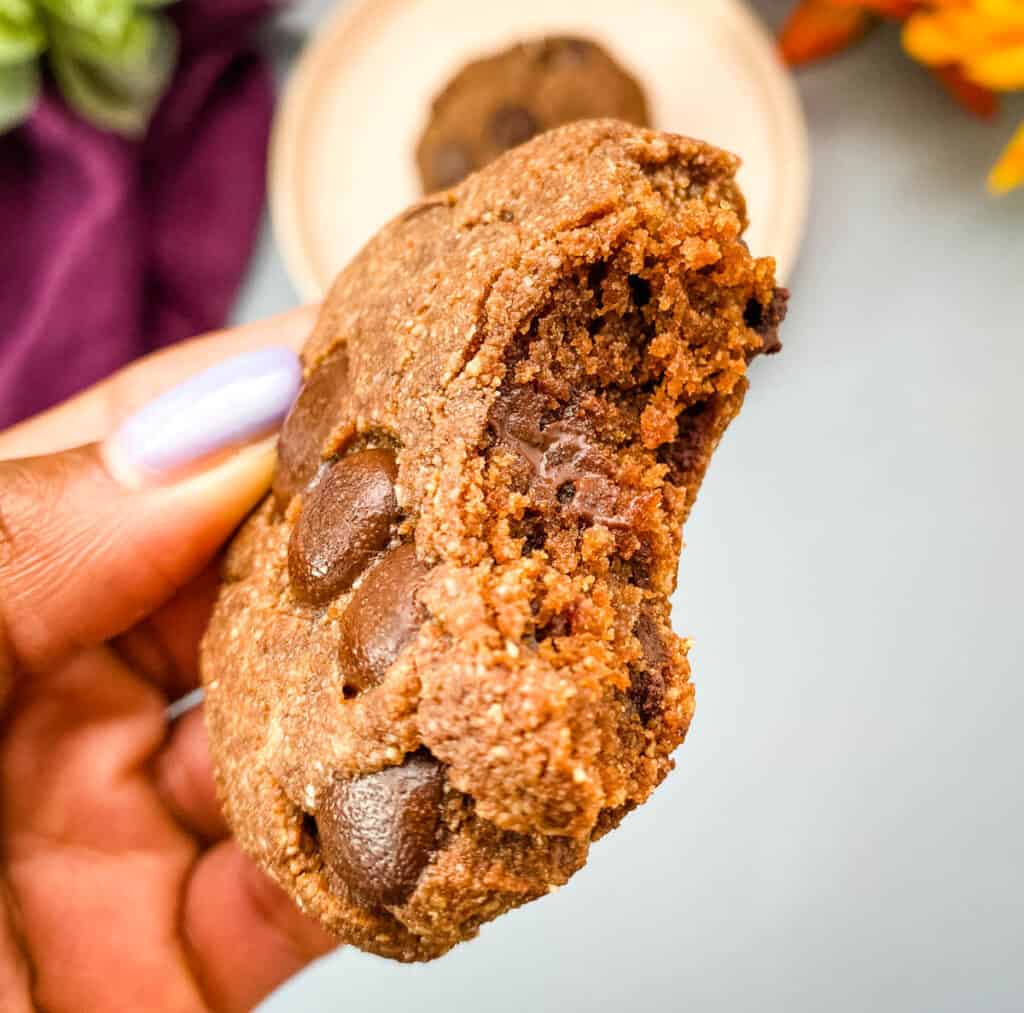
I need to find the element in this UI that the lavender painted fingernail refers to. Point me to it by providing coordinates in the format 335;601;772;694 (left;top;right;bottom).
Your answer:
107;347;302;479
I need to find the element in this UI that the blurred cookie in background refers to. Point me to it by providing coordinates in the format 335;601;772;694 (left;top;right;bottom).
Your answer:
271;0;808;298
415;36;650;192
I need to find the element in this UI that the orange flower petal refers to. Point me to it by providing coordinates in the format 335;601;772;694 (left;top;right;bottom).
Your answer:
779;0;874;65
988;121;1024;194
931;64;1000;117
962;43;1024;89
975;0;1024;25
904;9;985;65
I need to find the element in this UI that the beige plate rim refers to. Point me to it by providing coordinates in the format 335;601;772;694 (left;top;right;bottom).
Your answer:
270;0;810;302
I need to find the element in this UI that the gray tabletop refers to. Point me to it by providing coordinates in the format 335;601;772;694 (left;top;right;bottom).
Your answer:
234;2;1024;1010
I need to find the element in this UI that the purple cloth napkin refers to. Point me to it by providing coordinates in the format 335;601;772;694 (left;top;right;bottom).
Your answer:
0;0;277;429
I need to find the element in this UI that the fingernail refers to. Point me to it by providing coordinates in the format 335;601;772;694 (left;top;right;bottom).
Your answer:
104;347;302;485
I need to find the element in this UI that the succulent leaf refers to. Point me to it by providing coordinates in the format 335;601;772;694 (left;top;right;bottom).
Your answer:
0;57;39;131
0;1;46;66
48;9;177;137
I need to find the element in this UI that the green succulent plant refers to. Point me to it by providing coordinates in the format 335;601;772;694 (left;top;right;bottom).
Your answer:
0;0;178;136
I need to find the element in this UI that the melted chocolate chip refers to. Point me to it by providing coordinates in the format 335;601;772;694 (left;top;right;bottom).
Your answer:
490;389;627;528
629;611;668;723
316;750;444;908
491;388;546;456
490;105;539;151
288;449;398;604
431;141;472;189
274;350;350;507
338;543;429;693
744;287;788;356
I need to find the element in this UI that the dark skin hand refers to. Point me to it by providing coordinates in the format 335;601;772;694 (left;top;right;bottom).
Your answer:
0;310;337;1012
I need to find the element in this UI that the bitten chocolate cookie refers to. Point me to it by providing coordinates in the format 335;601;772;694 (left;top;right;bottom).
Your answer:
201;120;786;962
416;36;650;192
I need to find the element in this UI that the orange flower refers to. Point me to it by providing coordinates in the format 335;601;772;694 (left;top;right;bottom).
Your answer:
903;0;1024;190
780;0;1024;191
779;1;918;64
779;2;873;64
903;1;1024;91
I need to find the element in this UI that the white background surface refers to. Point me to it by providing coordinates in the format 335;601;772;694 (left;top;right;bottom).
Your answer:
236;1;1024;1009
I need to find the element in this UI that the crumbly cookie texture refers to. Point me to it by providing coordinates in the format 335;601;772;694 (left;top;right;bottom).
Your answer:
201;120;786;962
416;36;650;192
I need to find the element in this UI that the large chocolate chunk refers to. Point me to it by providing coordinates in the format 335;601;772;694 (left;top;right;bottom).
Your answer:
338;543;429;693
317;751;444;908
274;349;350;506
288;449;398;604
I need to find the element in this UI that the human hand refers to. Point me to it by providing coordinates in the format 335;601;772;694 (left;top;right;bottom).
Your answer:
0;308;338;1012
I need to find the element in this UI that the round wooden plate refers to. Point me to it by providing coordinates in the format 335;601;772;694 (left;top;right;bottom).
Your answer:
271;0;810;300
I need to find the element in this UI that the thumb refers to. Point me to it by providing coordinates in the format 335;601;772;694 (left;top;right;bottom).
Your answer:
0;346;301;678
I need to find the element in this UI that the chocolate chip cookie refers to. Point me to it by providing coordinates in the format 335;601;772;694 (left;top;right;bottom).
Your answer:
201;120;786;962
416;36;650;192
